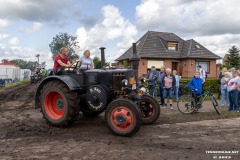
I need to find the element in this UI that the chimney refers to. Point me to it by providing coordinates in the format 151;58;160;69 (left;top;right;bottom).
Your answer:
129;43;140;85
99;47;106;69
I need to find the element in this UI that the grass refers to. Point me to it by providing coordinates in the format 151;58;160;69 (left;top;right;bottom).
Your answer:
0;80;30;91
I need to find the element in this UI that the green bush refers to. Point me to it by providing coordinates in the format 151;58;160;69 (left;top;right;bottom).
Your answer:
180;78;219;93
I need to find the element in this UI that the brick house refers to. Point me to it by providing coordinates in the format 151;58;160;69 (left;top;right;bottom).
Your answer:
115;31;221;78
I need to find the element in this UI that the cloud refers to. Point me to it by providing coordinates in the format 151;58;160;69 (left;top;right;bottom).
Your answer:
0;44;53;69
0;33;9;40
21;22;43;33
76;5;137;62
0;19;10;30
193;34;240;58
136;0;240;35
9;37;20;46
0;0;75;22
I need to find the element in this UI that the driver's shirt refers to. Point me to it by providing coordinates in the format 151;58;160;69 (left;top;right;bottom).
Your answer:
53;54;69;71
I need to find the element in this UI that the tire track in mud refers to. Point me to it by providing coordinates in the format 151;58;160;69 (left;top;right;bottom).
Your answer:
0;83;38;111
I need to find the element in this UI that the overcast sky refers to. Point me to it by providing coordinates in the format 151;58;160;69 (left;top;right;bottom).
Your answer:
0;0;239;69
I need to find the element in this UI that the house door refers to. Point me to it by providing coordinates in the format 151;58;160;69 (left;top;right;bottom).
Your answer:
172;62;178;72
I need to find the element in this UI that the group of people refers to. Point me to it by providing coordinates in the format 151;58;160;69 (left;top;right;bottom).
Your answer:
52;47;94;72
146;65;206;110
146;66;179;109
219;68;240;112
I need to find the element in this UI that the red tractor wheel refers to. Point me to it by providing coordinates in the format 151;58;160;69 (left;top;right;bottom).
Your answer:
105;99;142;137
44;91;65;120
140;94;160;124
40;81;79;127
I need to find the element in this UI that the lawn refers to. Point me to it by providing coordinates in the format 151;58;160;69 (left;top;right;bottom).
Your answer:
0;80;30;92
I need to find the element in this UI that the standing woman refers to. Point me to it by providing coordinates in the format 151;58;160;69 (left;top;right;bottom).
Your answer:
218;67;227;99
161;68;176;110
173;70;180;101
220;72;230;108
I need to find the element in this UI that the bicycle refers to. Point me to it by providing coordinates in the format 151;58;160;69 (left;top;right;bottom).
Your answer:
177;85;221;115
178;81;189;96
139;77;158;98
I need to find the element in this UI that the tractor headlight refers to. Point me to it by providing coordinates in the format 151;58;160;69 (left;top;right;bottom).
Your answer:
122;79;128;87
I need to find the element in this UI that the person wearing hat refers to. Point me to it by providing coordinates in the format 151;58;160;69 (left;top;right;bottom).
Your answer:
146;66;158;98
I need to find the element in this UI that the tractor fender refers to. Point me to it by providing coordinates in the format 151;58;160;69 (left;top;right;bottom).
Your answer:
35;75;82;109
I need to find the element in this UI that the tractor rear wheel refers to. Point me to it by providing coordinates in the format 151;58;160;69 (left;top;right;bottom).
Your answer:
139;94;160;124
105;99;142;137
40;81;79;127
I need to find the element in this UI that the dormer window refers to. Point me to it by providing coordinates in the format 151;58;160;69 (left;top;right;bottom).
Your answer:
167;42;178;51
195;45;200;49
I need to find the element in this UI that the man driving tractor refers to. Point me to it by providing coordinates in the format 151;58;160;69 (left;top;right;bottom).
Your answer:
52;47;71;71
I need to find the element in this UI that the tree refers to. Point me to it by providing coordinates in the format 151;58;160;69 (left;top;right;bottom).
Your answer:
12;59;38;71
93;56;101;69
225;45;240;69
49;32;80;62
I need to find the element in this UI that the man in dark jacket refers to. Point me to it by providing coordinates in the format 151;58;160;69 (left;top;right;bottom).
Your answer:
158;66;166;105
146;66;158;98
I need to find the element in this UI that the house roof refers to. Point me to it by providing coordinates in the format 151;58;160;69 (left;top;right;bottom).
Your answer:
115;31;221;61
0;60;17;66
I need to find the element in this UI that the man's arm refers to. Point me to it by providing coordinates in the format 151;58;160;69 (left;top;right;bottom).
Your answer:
172;75;176;89
202;70;206;83
188;79;195;90
234;78;240;89
57;60;70;68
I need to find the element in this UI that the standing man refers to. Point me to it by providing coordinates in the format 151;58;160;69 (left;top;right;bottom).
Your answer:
146;66;158;98
197;65;206;89
53;47;71;71
158;66;166;105
78;50;94;70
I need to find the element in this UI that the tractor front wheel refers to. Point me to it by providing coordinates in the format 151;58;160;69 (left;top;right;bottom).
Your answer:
40;81;79;127
105;99;142;137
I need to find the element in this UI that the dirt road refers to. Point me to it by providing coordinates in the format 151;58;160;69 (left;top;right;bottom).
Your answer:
0;83;239;160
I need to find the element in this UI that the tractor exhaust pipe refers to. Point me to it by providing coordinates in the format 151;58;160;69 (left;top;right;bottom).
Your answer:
99;47;106;69
130;43;140;85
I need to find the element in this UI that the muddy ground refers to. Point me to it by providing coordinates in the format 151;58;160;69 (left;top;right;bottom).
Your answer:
0;83;239;160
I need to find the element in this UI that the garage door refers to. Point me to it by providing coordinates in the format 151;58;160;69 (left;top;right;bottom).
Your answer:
147;60;164;69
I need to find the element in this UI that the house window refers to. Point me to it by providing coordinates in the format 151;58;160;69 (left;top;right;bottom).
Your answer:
167;42;178;51
196;61;210;72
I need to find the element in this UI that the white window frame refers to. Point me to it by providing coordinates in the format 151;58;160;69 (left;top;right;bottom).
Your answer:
195;61;210;73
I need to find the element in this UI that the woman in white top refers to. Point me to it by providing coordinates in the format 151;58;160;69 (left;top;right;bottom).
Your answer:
78;50;94;70
227;70;240;112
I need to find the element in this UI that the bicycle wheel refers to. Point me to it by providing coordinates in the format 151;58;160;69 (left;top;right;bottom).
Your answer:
177;95;195;114
210;95;221;115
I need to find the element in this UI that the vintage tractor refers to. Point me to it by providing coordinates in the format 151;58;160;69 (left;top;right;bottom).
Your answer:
35;43;160;137
31;67;44;84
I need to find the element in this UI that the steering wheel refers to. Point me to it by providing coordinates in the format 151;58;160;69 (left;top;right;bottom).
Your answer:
66;61;82;72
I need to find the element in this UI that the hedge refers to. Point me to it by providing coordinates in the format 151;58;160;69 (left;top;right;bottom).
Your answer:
180;78;219;93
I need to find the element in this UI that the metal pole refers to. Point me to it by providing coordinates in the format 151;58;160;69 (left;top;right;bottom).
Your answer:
99;47;106;69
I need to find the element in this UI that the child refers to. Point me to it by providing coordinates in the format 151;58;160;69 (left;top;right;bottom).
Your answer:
188;72;203;102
